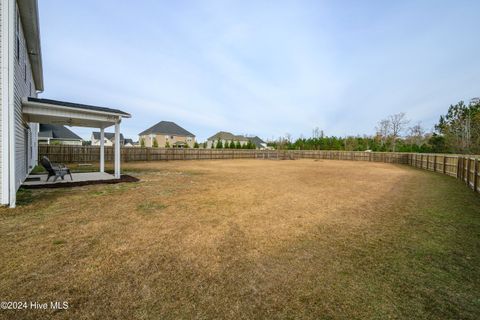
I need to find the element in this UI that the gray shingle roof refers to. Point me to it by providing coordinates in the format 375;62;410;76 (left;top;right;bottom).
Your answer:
92;132;125;141
249;136;266;148
27;97;131;117
39;124;82;140
139;121;195;137
207;131;249;141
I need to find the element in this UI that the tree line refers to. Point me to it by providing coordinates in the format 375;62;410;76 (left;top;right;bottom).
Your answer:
269;98;480;154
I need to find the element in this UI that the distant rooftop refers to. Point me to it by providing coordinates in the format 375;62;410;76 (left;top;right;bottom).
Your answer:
92;132;125;141
139;121;195;137
207;131;250;141
39;124;82;140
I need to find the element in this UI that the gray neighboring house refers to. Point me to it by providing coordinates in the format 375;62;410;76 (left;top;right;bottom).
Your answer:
249;136;268;149
124;138;134;147
91;131;125;146
38;124;82;145
207;131;268;149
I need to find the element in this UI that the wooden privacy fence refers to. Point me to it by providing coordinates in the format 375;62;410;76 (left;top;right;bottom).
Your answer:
38;145;479;194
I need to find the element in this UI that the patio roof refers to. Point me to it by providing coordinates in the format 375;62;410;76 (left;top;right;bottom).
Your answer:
22;97;131;128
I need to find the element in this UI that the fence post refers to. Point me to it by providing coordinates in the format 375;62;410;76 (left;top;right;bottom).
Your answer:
474;158;478;193
457;157;460;179
433;155;437;172
443;156;447;174
467;157;471;187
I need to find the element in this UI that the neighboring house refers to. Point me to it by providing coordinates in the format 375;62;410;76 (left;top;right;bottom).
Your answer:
124;138;134;147
139;121;195;148
0;0;131;206
91;131;125;146
249;136;268;149
207;131;268;149
38;124;83;145
206;131;249;148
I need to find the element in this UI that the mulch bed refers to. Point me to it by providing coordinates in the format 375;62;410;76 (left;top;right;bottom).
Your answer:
21;174;140;189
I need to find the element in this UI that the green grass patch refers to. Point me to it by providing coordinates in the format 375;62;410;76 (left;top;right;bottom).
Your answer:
136;201;168;213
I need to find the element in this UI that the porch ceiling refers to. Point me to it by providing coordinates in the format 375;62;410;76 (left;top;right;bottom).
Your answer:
22;97;131;128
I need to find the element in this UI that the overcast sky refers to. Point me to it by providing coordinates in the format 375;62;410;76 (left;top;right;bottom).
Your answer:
38;0;480;142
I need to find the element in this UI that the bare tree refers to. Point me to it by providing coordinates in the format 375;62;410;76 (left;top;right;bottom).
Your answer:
376;119;390;146
285;133;292;143
408;121;425;146
389;112;409;152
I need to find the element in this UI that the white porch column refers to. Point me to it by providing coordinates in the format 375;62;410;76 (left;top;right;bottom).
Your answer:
114;120;121;179
100;128;105;173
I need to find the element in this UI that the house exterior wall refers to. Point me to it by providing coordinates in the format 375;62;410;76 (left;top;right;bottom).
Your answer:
0;1;39;205
13;2;37;191
139;134;195;148
0;0;3;202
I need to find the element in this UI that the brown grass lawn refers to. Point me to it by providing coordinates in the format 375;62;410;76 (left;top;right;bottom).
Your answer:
1;159;480;319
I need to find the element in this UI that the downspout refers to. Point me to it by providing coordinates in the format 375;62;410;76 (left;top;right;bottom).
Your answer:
7;0;16;207
0;0;12;205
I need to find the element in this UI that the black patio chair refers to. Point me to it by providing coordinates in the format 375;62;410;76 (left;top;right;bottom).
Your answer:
40;156;73;182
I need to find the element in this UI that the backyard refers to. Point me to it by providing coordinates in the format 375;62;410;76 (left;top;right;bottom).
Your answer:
0;159;479;319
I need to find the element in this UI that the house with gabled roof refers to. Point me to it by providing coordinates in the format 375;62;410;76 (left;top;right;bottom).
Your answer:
206;131;249;148
139;121;195;148
206;131;267;149
91;131;125;146
38;124;82;145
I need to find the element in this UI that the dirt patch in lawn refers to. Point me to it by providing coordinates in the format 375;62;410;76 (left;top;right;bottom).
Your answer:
1;159;479;319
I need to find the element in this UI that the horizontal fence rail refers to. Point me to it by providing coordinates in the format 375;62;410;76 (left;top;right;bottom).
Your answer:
38;145;479;194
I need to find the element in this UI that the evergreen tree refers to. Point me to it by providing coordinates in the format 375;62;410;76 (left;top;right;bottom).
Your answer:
152;137;159;148
140;138;145;148
194;142;199;148
216;140;223;149
230;140;236;148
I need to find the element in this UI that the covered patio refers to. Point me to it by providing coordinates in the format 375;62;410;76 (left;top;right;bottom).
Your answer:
24;172;114;186
22;97;131;185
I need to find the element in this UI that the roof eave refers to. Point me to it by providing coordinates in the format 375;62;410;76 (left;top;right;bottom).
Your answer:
18;0;44;91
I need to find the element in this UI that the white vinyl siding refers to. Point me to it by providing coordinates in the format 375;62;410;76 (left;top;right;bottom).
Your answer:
13;3;37;191
0;0;3;199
